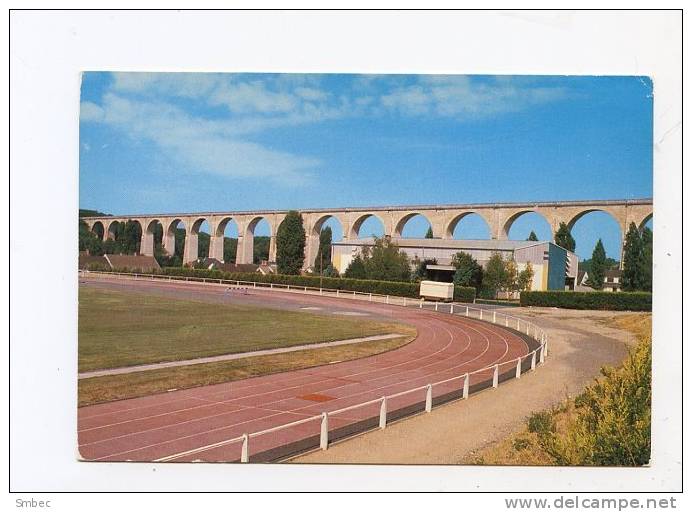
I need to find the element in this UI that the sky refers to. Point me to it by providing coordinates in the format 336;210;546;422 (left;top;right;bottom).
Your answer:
79;73;653;259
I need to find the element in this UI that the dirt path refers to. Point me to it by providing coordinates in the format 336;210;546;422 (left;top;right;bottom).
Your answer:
292;308;641;464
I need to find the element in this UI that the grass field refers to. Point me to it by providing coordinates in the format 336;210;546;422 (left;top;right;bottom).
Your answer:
79;287;412;372
78;287;416;406
78;335;413;407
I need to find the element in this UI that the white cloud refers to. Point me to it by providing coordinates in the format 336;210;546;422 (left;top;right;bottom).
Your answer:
80;101;104;121
380;75;568;119
82;93;320;185
80;73;570;186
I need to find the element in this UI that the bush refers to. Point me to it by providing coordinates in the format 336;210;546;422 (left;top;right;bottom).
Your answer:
520;291;651;311
527;411;555;435
544;333;651;466
453;285;476;303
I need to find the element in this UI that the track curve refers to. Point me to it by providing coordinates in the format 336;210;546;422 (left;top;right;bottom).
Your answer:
77;278;538;462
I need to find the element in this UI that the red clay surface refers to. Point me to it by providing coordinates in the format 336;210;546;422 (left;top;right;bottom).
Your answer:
78;278;534;463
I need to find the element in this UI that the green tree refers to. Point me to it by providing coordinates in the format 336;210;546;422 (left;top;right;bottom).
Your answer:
276;210;306;275
554;222;576;252
362;236;411;281
587;239;607;290
344;254;367;279
197;232;210;259
638;227;653;292
425;226;434;239
527;231;538;241
253;236;270;264
504;259;519;293
451;251;483;292
223;237;238;263
517;261;534;291
483;252;508;299
621;222;643;291
314;226;333;273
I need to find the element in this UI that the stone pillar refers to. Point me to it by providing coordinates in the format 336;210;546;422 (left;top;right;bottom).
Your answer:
163;231;176;256
209;235;225;261
268;235;277;263
140;230;155;257
304;232;320;271
183;230;198;264
236;234;251;264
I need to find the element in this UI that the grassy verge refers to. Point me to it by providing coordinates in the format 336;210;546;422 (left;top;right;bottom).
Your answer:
79;287;411;371
78;334;414;407
465;313;651;466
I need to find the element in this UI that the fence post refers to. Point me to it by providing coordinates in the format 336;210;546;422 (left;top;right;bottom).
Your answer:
450;304;454;314
493;311;496;323
526;323;530;335
516;358;522;379
320;288;323;296
505;316;509;327
403;297;407;307
253;282;256;289
517;319;520;330
435;302;438;312
480;309;483;321
241;434;249;463
386;295;389;304
369;293;372;302
539;344;545;364
379;397;387;429
320;412;329;450
270;283;273;289
463;373;469;399
336;289;339;297
466;306;469;317
544;338;549;357
425;384;432;412
492;364;499;388
419;301;423;309
531;352;537;371
353;291;356;298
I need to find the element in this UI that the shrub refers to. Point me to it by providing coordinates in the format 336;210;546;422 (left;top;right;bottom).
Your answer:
453;285;476;303
527;411;555;435
520;291;651;311
155;267;422;298
512;437;531;451
545;333;651;466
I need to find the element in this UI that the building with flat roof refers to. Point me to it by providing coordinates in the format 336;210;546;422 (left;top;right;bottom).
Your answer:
331;237;578;292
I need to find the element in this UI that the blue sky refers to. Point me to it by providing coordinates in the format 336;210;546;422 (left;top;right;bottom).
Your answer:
80;73;652;259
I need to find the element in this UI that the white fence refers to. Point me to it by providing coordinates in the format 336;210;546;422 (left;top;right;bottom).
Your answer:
79;270;548;463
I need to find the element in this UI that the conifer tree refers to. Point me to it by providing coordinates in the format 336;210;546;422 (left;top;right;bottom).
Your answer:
587;239;607;290
554;222;576;252
621;222;643;291
276;210;306;275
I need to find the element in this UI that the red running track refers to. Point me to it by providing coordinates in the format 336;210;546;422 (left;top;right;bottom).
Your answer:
77;278;535;463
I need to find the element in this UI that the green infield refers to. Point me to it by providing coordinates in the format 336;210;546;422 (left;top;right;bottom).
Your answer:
78;287;414;372
78;334;413;407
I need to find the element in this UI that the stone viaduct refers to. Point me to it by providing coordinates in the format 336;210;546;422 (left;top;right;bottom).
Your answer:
81;198;653;268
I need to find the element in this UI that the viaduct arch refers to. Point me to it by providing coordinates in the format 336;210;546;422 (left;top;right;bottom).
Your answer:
82;198;652;269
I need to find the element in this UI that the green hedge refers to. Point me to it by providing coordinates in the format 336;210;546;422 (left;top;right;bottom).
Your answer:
520;291;651;311
109;267;477;302
158;267;422;298
453;286;476;303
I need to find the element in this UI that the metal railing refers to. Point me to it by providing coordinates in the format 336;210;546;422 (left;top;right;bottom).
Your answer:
79;270;549;463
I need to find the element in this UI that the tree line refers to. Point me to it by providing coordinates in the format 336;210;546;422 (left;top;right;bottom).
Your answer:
552;220;652;292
